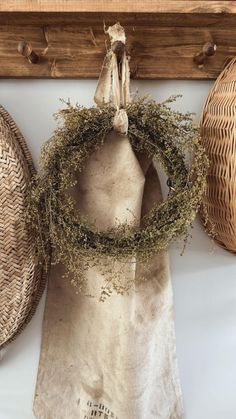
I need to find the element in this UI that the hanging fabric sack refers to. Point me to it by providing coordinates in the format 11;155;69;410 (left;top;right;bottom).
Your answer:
33;23;183;419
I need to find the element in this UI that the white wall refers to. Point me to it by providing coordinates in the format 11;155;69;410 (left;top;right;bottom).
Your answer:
0;79;235;419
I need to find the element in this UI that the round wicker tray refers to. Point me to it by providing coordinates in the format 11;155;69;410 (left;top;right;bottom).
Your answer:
200;58;236;254
0;106;46;349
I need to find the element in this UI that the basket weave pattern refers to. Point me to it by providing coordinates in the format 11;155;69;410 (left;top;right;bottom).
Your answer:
200;58;236;253
0;106;46;349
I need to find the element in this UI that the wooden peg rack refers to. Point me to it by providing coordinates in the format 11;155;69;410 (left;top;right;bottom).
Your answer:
0;1;236;79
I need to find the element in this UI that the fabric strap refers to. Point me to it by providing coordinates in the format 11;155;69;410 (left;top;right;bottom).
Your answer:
94;23;130;134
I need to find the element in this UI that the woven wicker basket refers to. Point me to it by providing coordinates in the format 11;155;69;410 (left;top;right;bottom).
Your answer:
0;106;46;349
200;57;236;254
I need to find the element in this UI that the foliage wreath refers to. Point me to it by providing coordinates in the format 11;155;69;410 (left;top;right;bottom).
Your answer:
27;96;208;292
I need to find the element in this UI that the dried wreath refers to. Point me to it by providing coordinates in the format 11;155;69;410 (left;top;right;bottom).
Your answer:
26;95;208;295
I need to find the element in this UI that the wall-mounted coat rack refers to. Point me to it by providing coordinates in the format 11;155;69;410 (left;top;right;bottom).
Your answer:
0;1;236;79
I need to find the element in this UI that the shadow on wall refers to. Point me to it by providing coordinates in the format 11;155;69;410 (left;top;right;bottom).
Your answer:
131;79;214;121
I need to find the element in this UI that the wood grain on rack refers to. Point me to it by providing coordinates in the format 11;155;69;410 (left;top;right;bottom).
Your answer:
0;1;236;79
0;1;236;13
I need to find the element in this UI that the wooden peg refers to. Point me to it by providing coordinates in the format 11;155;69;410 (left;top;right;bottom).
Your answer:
194;42;217;67
111;40;125;61
17;41;39;64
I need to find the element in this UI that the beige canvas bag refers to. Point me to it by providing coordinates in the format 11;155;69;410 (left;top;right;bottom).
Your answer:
34;24;183;419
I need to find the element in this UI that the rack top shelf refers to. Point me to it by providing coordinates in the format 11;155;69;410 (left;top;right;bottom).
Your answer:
0;1;235;80
0;1;236;14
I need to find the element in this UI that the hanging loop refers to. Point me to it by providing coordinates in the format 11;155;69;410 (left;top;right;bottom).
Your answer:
94;23;131;134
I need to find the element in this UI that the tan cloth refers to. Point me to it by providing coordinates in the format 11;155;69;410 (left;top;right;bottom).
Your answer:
33;129;183;418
